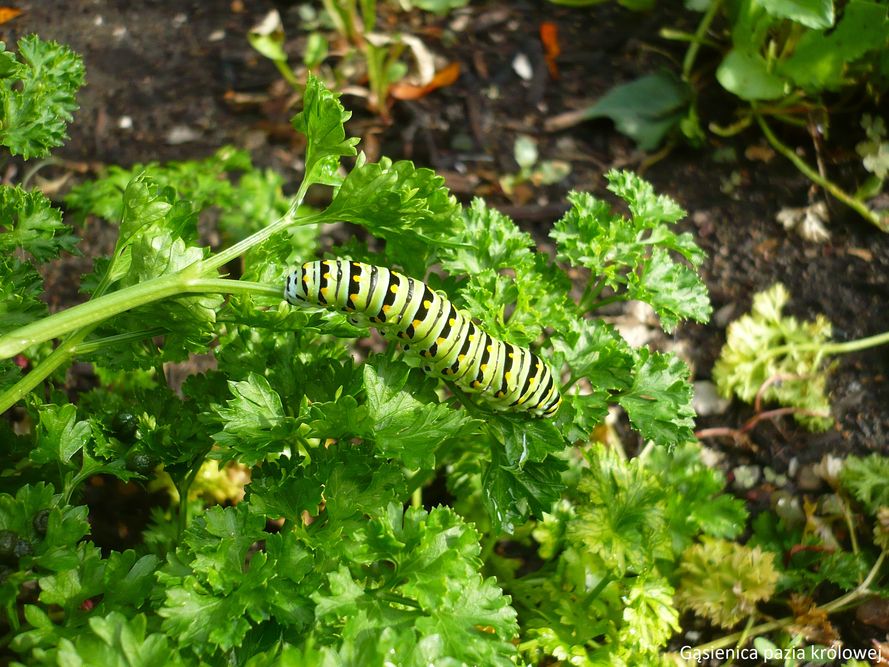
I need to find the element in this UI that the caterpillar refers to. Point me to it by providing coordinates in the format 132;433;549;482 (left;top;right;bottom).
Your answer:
284;260;562;418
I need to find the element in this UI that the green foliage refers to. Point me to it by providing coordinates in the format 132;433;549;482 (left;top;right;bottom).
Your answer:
713;283;834;430
511;442;745;664
558;0;889;225
676;537;779;628
841;454;889;514
0;35;85;159
0;60;720;664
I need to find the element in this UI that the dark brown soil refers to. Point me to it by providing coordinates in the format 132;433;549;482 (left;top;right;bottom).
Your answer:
5;0;889;653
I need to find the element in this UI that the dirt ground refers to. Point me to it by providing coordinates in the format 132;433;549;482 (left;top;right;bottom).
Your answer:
5;0;889;646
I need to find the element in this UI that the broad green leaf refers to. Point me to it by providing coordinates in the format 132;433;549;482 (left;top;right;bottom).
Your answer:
579;72;689;150
717;49;787;100
482;449;566;533
760;0;834;28
777;0;889;91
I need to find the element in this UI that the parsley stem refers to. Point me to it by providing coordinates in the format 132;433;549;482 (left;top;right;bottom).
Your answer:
763;329;889;361
0;278;280;412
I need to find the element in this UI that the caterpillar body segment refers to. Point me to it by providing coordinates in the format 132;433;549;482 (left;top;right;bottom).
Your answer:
285;259;562;418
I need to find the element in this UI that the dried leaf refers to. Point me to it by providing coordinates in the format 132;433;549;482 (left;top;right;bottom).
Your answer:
390;62;460;100
540;22;560;79
0;7;22;25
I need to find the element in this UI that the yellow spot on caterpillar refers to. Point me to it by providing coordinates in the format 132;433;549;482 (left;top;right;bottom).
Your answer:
472;381;481;388
437;337;446;345
508;352;515;359
382;305;392;313
390;285;398;293
486;345;493;353
469;335;475;341
320;287;329;297
536;362;542;371
496;391;504;398
505;372;512;382
349;294;359;303
529;377;537;385
480;364;488;372
323;273;331;280
353;275;361;283
413;319;422;328
423;300;432;309
449;318;456;326
458;354;465;361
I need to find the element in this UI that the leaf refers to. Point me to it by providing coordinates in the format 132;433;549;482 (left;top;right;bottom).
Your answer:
760;0;834;28
0;34;85;158
212;373;300;465
58;612;178;667
0;185;77;261
363;355;475;470
482;449;566;533
389;62;461;100
617;349;696;449
676;538;779;628
550;172;709;332
290;74;359;186
31;403;91;465
568;444;670;574
0;258;46;335
712;283;834;430
777;0;889;92
840;454;889;514
717;49;787;101
576;72;690;150
323;156;461;275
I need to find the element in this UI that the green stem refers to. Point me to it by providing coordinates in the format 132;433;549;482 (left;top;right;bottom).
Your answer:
74;328;167;356
0;277;281;362
682;0;723;81
754;112;887;230
0;327;96;413
0;279;280;413
764;329;889;362
690;551;886;653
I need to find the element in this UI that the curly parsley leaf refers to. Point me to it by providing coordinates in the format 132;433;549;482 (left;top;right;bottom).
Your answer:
291;73;359;186
617;349;696;449
212;373;300;466
550;170;710;332
0;35;85;159
0;185;77;261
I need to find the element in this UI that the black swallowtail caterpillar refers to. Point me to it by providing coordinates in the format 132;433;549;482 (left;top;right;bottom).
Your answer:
284;260;562;418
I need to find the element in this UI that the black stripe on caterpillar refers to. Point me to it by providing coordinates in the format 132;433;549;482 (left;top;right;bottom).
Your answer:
284;259;561;418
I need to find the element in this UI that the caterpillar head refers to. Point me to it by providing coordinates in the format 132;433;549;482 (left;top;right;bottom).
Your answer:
284;270;310;305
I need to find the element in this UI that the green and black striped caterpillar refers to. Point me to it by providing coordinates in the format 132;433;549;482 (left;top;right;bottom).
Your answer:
284;259;562;418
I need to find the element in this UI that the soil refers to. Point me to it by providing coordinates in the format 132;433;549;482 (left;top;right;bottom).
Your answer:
4;0;889;657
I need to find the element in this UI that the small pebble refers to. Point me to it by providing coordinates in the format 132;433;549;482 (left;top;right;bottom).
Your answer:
165;125;201;145
117;116;133;130
692;380;730;416
512;53;533;81
208;29;226;42
732;465;761;491
796;463;823;491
